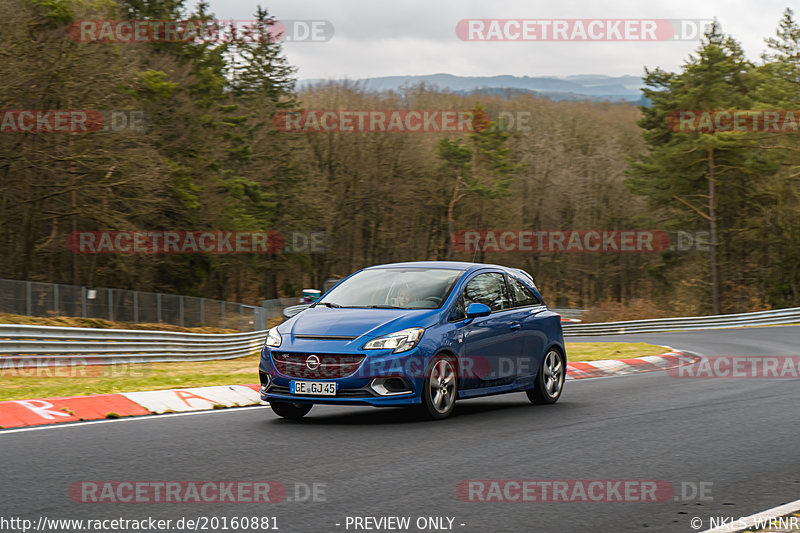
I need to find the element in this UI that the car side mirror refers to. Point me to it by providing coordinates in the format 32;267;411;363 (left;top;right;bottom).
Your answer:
465;302;491;319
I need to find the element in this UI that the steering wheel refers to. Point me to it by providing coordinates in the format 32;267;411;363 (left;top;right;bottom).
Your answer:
423;296;442;306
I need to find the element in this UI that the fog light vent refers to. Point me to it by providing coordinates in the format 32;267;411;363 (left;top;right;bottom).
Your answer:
370;377;412;396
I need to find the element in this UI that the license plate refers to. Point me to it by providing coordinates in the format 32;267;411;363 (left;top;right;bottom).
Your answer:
290;380;337;396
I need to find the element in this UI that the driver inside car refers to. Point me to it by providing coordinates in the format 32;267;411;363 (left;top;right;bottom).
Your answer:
396;286;414;307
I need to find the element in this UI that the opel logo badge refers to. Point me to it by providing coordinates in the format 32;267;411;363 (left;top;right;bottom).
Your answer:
306;355;320;370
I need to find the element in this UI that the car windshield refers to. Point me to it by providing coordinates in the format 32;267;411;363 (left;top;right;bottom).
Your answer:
317;268;464;309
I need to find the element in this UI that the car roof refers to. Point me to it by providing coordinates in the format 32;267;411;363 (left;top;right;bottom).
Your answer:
364;261;521;275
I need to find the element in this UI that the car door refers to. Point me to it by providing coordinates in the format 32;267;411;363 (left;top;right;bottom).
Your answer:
455;271;524;386
506;274;549;377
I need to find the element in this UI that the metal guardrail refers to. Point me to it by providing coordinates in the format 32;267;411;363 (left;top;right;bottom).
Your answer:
551;308;587;320
3;306;797;368
282;305;586;320
0;324;267;366
282;304;311;318
280;304;799;335
562;306;800;336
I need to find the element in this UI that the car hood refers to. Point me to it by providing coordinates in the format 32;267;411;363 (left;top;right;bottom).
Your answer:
281;306;441;340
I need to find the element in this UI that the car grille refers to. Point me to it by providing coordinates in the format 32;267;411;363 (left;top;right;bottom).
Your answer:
271;352;366;379
267;385;373;398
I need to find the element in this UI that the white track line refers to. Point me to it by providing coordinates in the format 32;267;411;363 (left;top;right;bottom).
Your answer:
0;405;267;436
1;348;696;435
0;376;640;432
701;498;800;532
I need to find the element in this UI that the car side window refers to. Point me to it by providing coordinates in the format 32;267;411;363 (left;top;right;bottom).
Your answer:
449;294;466;321
463;272;509;312
508;276;543;308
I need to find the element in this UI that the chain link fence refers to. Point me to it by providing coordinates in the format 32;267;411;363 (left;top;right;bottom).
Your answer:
0;278;266;331
261;297;303;321
0;277;585;332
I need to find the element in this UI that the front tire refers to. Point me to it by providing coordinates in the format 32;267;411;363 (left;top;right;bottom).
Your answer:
421;356;458;419
270;401;312;420
527;349;565;404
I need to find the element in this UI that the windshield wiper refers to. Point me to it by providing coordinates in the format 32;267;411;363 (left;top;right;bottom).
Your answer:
367;305;406;309
313;301;343;308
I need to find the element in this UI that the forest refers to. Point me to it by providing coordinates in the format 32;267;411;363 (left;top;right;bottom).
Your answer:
2;0;800;319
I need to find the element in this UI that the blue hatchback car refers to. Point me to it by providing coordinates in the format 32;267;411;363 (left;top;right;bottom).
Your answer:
259;261;566;420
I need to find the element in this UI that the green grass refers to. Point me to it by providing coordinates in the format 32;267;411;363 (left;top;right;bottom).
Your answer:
566;342;667;362
0;354;262;401
0;342;668;401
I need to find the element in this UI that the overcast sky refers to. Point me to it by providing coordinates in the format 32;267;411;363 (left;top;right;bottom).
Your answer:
191;0;794;81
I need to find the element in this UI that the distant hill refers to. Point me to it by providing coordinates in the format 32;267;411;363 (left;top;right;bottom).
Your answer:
299;73;646;103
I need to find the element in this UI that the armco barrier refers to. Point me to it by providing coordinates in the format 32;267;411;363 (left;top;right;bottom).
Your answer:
562;306;800;336
2;306;797;368
282;304;310;318
282;304;588;320
0;324;266;366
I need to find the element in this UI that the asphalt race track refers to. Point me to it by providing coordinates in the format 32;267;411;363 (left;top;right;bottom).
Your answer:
1;326;798;533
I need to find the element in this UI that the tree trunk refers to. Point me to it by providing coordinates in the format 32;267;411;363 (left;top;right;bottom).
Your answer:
445;172;463;260
708;148;720;315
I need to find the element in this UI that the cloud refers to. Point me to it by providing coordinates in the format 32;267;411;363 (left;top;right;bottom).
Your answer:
192;0;795;79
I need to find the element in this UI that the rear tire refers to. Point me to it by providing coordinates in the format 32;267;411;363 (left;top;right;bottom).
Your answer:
527;349;565;405
270;401;312;420
420;356;458;419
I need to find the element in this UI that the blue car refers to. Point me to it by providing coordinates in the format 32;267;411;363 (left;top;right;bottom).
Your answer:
259;261;566;420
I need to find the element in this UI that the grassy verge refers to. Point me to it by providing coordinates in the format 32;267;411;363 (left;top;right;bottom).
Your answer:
565;342;668;362
0;342;668;401
0;313;238;334
0;354;263;401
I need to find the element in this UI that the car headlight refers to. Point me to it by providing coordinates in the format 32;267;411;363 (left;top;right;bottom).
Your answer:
265;327;282;348
363;328;424;353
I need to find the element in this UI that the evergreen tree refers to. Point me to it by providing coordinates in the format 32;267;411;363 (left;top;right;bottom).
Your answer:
627;22;762;313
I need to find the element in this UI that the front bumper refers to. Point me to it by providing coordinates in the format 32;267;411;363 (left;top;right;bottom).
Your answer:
258;346;427;406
